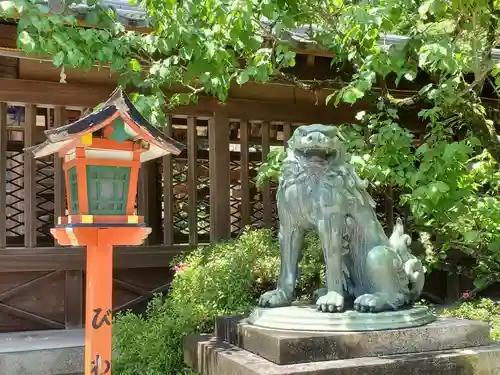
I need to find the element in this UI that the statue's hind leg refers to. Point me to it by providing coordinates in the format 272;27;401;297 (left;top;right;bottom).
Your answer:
258;220;304;308
354;246;409;312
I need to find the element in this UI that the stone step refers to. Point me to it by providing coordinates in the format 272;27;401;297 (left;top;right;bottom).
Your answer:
0;329;83;375
184;334;500;375
215;315;492;365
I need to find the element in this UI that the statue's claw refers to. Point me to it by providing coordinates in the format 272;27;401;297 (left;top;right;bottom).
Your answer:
353;294;387;313
258;289;292;308
316;291;344;313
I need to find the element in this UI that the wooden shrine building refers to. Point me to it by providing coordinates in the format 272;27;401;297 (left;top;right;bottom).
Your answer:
0;2;464;332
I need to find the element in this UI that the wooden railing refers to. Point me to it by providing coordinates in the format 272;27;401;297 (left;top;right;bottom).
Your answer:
0;79;481;331
0;96;309;332
0;100;311;249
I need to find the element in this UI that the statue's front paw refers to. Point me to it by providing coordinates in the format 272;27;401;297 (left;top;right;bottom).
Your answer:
354;294;387;313
258;289;292;308
316;291;344;312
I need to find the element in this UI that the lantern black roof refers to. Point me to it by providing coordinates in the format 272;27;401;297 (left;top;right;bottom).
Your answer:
28;87;185;162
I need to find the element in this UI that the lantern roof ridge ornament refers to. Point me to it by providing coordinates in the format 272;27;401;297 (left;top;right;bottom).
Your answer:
27;86;185;162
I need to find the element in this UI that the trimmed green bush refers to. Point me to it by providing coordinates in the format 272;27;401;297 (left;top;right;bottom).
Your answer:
113;227;499;375
440;298;500;340
112;228;323;375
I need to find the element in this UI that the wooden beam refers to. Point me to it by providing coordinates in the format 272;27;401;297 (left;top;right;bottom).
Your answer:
0;245;194;272
0;79;112;108
209;111;231;241
239;120;251;227
113;278;154;298
163;115;174;245
65;269;83;329
0;25;17;49
53;107;66;220
0;103;7;248
306;55;316;67
261;122;272;228
52;108;85;329
0;302;64;329
113;282;171;312
283;123;292;148
0;78;367;124
24;104;37;247
138;162;150;245
187;116;198;246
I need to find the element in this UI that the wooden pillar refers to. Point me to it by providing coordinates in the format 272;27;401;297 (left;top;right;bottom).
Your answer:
283;123;292;148
187;117;198;246
65;270;84;329
53;107;66;226
24;104;37;247
239;120;251;227
138;161;159;244
163;115;174;245
54;106;84;329
85;242;113;375
261;121;272;228
0;103;6;248
208;111;230;242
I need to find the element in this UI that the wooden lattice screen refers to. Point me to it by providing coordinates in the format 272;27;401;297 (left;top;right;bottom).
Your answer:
153;117;307;245
0;103;394;248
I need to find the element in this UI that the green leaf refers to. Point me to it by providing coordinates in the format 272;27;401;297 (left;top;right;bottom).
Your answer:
418;0;436;17
431;181;449;193
473;278;487;289
130;58;141;72
206;41;216;58
416;143;429;156
17;31;35;52
171;93;192;106
342;87;364;104
0;0;16;16
463;230;480;242
404;71;417;81
236;70;250;86
325;92;336;106
52;51;65;67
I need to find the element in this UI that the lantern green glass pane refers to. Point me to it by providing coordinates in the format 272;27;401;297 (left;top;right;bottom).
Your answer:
86;165;131;215
68;167;79;214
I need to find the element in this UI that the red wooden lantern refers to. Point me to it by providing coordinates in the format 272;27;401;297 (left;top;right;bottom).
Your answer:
27;87;184;375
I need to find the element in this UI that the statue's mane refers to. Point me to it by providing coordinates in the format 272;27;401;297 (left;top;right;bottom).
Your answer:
280;145;375;209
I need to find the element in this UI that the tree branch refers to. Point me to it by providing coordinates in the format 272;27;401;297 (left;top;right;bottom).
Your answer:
271;71;345;91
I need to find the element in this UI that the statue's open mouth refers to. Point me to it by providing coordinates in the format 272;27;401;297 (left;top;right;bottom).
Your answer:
294;149;337;159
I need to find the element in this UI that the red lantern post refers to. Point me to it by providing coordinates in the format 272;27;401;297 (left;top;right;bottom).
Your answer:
27;88;184;375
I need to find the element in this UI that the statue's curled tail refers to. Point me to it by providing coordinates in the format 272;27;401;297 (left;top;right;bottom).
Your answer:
389;218;425;301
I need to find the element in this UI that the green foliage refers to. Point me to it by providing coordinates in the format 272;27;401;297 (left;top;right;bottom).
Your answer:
441;298;500;340
255;149;285;188
257;104;500;285
5;0;500;286
113;228;323;374
7;0;500;130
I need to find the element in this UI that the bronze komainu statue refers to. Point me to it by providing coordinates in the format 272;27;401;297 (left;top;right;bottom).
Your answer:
258;125;425;313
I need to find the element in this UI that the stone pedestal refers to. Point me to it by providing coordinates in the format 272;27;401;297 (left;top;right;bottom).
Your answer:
184;308;500;375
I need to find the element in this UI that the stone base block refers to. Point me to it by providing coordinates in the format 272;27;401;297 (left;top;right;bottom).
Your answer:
184;334;500;375
215;316;491;365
